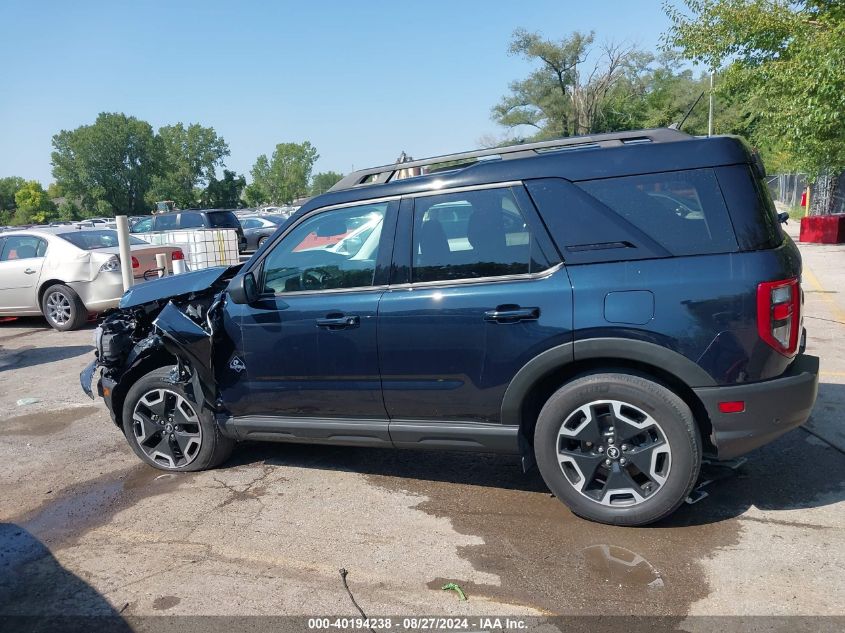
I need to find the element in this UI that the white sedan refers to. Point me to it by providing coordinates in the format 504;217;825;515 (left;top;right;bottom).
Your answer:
0;228;184;331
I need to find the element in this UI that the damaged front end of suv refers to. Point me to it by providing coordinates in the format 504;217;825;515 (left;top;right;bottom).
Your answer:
80;266;242;434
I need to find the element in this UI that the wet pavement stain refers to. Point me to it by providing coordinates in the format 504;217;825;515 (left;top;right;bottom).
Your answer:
0;405;100;436
0;464;201;614
355;428;845;616
152;595;181;610
8;464;199;553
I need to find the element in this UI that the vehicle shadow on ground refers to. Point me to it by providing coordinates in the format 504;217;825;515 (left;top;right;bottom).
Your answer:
0;344;93;373
224;389;845;528
0;522;131;631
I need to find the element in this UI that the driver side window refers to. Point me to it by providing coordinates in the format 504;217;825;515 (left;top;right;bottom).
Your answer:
261;202;387;294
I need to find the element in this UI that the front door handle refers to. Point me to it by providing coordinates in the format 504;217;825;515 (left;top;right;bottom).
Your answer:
484;306;540;323
316;314;360;329
24;268;37;275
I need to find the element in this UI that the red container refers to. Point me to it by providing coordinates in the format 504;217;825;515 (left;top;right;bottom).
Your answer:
799;214;845;244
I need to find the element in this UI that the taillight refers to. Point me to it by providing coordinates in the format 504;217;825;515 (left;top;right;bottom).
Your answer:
131;256;140;269
757;277;801;356
98;256;120;272
171;249;184;261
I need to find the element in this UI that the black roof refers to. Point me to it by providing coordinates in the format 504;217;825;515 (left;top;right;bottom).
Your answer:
297;130;753;216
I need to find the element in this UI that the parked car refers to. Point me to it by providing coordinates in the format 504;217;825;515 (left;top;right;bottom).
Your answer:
131;209;247;252
0;228;183;330
81;128;818;526
239;215;287;251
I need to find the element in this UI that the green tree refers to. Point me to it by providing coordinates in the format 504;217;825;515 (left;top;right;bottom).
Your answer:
0;176;26;211
51;112;161;216
14;181;57;224
664;0;845;214
493;29;652;138
46;182;64;199
201;170;246;208
148;123;230;208
57;199;82;221
247;141;319;205
310;170;344;195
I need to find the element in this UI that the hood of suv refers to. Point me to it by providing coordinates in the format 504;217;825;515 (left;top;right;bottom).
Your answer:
119;265;238;308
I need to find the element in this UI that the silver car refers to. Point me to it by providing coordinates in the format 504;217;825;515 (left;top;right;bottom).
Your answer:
0;228;182;331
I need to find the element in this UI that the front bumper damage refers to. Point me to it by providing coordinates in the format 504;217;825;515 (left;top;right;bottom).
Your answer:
79;266;240;424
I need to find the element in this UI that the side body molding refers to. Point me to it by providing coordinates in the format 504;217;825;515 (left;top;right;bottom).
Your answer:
500;338;717;428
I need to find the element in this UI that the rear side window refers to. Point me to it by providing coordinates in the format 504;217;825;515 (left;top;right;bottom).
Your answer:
207;211;240;229
179;213;205;229
411;187;550;283
577;169;738;256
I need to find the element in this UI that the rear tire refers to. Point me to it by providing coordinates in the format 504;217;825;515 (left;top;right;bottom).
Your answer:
121;367;234;471
41;284;87;331
534;372;701;526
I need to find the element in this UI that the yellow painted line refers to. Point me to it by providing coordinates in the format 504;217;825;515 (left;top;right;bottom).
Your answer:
820;371;845;377
803;266;845;323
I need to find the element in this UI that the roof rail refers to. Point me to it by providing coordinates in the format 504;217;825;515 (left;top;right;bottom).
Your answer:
329;128;691;192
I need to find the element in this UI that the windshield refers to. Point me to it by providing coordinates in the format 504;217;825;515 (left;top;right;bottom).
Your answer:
58;230;148;250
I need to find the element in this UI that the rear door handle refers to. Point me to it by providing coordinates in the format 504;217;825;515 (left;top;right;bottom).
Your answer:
316;314;360;329
24;268;37;275
484;306;540;323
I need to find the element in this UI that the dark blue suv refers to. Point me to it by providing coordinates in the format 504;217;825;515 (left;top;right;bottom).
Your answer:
82;128;819;526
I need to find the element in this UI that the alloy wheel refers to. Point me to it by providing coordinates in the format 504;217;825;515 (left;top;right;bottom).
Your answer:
556;399;671;507
45;291;72;326
132;389;203;469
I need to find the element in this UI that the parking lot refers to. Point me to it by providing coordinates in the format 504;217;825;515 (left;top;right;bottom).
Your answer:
1;222;843;625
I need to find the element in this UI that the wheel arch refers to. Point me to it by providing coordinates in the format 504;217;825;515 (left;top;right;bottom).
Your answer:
109;349;177;428
37;279;67;307
502;339;717;460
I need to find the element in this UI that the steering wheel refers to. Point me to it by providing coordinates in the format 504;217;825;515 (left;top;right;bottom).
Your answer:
301;268;333;290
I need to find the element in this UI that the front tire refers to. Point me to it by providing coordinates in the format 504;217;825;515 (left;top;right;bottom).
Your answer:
41;284;87;331
121;367;234;471
534;372;701;526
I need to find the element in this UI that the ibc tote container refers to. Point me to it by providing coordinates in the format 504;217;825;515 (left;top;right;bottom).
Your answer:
143;229;240;270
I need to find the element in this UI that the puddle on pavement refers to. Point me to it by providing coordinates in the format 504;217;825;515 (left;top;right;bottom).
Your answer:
363;429;845;615
0;406;100;436
355;450;737;616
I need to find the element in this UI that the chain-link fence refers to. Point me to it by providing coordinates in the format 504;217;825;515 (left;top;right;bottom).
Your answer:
766;172;845;214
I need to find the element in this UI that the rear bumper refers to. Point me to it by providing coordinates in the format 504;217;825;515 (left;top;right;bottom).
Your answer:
68;274;123;313
694;354;819;459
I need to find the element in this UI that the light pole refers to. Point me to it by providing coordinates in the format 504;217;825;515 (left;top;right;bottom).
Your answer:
708;70;715;137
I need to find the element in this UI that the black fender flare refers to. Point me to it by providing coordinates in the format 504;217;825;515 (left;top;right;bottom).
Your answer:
500;337;716;428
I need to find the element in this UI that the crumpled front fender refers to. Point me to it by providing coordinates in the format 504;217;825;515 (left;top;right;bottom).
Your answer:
152;302;215;389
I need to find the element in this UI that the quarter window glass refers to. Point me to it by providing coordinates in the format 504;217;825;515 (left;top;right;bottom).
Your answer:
576;169;737;256
1;235;46;261
261;203;386;293
412;188;548;283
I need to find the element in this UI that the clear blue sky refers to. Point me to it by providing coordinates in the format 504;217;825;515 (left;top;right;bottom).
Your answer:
0;1;675;185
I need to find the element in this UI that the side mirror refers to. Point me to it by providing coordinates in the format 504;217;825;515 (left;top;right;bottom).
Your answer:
228;271;259;304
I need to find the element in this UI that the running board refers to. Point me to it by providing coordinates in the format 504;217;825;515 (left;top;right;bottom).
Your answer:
220;415;520;454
